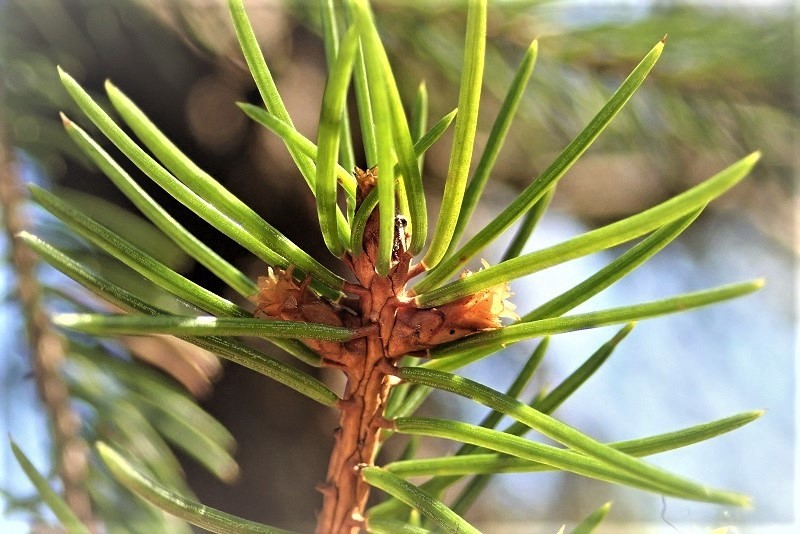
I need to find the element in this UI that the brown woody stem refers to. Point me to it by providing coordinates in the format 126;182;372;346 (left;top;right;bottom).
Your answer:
316;336;392;534
251;167;511;532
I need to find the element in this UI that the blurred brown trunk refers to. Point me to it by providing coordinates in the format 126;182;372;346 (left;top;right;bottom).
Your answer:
0;124;94;529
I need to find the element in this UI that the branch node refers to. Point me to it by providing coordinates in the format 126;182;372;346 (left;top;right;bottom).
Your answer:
352;323;379;338
376;357;398;376
372;416;396;431
406;262;426;281
315;481;337;496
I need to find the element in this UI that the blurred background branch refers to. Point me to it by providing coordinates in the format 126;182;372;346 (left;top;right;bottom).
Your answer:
0;113;94;529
